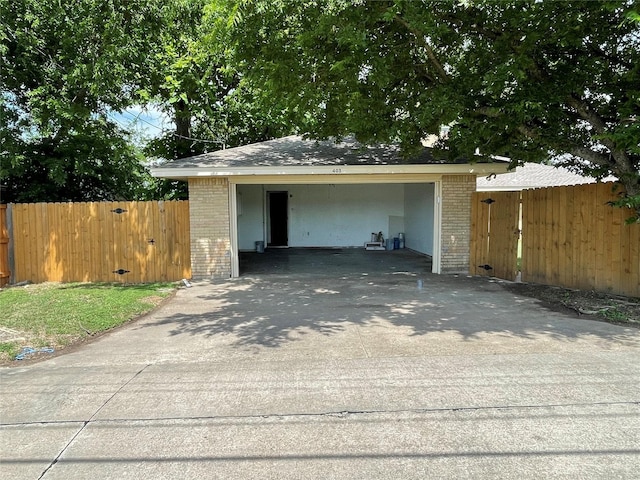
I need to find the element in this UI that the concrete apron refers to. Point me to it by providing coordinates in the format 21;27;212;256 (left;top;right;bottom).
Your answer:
2;255;640;479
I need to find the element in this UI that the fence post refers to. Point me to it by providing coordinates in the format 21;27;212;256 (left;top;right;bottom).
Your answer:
6;204;15;285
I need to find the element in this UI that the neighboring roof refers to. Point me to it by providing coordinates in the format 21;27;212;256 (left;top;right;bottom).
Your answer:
152;135;509;179
476;163;611;191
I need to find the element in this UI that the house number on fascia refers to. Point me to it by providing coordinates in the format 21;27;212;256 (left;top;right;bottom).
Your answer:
331;168;343;173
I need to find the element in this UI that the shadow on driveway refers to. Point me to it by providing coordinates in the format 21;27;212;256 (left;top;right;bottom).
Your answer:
139;269;640;352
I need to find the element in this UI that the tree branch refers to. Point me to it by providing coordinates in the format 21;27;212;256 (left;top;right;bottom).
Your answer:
393;15;449;84
565;94;634;173
569;146;615;169
565;95;607;134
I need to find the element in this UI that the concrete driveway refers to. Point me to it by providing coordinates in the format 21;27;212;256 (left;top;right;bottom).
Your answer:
2;251;640;479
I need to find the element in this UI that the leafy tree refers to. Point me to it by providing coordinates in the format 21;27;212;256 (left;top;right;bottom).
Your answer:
0;0;165;202
141;0;293;199
226;0;640;220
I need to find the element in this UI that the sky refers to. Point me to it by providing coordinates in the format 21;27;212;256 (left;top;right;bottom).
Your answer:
108;106;172;144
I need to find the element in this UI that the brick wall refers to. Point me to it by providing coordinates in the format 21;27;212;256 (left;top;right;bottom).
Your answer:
188;178;231;279
440;175;476;273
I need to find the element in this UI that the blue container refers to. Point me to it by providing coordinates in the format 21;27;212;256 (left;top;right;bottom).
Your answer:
393;237;399;249
255;241;265;253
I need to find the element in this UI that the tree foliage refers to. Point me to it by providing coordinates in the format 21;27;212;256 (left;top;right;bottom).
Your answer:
0;0;166;202
139;0;293;198
0;0;293;202
228;0;640;219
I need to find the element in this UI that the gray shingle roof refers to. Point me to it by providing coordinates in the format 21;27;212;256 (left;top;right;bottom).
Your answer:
476;163;610;190
157;135;489;169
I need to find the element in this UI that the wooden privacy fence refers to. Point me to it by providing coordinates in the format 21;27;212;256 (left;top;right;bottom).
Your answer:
471;182;639;297
8;201;190;284
522;183;638;297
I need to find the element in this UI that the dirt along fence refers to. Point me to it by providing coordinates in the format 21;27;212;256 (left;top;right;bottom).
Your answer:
5;201;191;284
471;182;639;298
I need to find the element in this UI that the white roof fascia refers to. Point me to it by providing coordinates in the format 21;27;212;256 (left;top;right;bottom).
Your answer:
151;163;509;180
476;185;527;192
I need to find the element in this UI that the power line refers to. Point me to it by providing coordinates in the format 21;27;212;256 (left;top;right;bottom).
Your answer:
171;133;226;145
110;109;227;146
113;109;166;131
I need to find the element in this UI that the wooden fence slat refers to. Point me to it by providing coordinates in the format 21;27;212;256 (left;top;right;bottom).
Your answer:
124;201;138;283
99;202;111;282
140;200;152;283
44;203;54;281
568;185;577;286
521;189;532;283
556;186;568;287
63;202;73;282
0;204;9;287
532;188;542;283
12;205;23;283
78;203;87;282
469;192;482;275
542;187;552;285
528;188;535;282
28;203;39;282
628;221;640;296
610;199;623;293
136;201;147;283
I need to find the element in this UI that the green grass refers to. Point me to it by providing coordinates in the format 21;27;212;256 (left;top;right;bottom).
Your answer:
0;282;176;361
0;342;20;360
600;305;629;323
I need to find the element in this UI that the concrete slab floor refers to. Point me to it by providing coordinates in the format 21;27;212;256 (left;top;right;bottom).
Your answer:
1;250;639;479
239;247;433;276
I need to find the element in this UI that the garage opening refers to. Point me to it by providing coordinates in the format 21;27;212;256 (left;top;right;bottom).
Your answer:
236;183;437;275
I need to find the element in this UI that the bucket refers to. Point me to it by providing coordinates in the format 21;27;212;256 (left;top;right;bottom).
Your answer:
398;233;405;249
393;237;399;250
255;241;265;253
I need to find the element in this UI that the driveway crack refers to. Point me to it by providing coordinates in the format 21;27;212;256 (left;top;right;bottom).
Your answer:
62;399;640;425
355;324;370;358
37;364;151;479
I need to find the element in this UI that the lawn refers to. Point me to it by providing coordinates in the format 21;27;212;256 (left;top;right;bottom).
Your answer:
0;282;176;362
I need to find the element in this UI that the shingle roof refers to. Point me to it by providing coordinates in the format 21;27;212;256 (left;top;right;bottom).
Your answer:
157;135;492;169
476;163;609;190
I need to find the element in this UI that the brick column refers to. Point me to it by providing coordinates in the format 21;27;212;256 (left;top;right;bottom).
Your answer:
188;178;231;279
440;175;476;273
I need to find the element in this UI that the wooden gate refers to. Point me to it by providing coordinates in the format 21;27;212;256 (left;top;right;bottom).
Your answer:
470;191;520;281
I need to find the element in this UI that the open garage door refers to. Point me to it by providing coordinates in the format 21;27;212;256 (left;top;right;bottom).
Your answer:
235;183;438;275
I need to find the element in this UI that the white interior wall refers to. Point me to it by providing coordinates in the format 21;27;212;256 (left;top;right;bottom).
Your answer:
403;183;435;255
236;185;265;251
236;184;407;250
